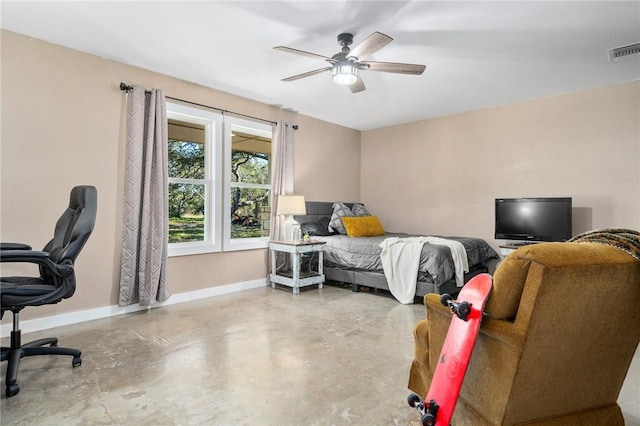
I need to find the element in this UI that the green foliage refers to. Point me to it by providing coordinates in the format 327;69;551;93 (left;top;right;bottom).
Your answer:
169;215;204;243
168;139;205;218
231;151;269;184
169;139;204;179
169;215;262;243
230;151;270;223
168;138;271;240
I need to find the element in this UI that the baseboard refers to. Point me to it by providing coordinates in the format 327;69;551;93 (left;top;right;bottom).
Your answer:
1;279;268;337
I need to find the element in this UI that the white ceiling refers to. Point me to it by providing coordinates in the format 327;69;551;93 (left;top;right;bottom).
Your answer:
2;1;639;130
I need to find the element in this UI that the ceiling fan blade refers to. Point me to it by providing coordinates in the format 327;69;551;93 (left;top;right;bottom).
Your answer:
281;67;332;82
273;46;330;61
349;75;366;93
350;32;393;60
362;61;426;75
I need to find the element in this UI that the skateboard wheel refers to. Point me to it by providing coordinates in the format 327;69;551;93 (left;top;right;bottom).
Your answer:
440;293;453;307
421;413;436;426
457;301;471;319
407;393;422;408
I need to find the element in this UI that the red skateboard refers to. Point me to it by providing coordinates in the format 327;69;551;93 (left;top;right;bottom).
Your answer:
408;273;493;426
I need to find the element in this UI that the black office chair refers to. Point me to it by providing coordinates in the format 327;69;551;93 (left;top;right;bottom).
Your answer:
1;185;97;397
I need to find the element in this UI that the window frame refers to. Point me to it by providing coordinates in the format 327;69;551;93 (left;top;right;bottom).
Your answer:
166;103;274;256
167;102;223;257
222;115;273;251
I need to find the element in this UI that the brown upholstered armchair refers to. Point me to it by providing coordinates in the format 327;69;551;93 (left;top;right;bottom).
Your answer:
408;242;640;425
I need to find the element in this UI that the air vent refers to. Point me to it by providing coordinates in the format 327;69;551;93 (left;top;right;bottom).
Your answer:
609;42;640;62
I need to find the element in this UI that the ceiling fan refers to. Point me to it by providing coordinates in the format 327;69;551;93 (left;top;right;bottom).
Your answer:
274;32;426;93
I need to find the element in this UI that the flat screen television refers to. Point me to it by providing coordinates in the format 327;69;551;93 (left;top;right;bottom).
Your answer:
495;197;572;242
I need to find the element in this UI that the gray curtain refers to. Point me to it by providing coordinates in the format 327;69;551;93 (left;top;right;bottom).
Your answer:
119;85;170;307
270;121;295;242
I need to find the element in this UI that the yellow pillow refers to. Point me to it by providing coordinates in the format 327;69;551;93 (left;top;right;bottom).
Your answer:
341;216;385;237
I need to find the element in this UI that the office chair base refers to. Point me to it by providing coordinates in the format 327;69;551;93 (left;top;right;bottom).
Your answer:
1;329;82;397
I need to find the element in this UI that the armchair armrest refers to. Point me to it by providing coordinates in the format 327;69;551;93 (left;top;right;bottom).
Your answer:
0;242;32;251
0;249;74;278
424;293;526;351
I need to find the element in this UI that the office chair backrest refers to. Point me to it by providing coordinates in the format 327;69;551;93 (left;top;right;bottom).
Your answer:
43;186;97;264
38;185;97;291
1;186;98;310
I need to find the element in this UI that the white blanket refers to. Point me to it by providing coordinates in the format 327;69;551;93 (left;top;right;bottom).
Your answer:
379;237;429;304
379;236;470;304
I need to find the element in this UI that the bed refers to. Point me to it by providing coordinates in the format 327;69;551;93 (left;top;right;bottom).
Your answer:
294;201;498;300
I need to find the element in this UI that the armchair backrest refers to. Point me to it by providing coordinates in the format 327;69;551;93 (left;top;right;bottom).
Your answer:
481;242;640;424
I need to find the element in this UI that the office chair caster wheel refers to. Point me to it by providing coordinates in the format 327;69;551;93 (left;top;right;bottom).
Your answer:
72;356;82;367
407;393;422;408
6;384;20;397
440;293;453;307
421;413;435;426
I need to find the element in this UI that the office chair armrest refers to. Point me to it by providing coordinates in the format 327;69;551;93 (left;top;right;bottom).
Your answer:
0;249;75;278
0;249;50;262
0;242;32;251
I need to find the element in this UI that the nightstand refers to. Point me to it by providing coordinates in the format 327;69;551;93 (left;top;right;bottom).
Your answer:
269;240;326;294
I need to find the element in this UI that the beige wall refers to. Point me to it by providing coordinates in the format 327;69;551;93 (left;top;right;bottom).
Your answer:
294;114;361;202
0;30;361;322
361;81;640;251
2;29;638;324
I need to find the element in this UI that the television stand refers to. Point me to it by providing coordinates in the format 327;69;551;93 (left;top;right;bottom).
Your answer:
499;242;539;256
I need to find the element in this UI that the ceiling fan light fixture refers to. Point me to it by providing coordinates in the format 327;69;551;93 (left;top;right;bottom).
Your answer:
332;62;358;85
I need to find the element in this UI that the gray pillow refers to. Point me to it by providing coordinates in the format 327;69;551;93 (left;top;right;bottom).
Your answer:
352;203;371;216
302;217;335;236
328;202;353;234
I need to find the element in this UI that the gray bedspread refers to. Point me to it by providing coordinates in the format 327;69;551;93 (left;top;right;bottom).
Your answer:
312;233;498;286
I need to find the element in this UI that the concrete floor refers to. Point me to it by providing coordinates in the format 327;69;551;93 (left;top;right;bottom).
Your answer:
1;284;639;425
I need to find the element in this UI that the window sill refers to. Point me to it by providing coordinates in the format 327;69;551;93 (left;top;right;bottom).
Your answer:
168;244;220;258
223;238;269;252
168;238;269;257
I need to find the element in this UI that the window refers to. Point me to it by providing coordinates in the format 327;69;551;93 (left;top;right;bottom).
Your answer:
167;102;272;256
167;103;222;256
223;116;272;251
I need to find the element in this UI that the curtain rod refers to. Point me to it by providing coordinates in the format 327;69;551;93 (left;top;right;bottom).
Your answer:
119;83;298;130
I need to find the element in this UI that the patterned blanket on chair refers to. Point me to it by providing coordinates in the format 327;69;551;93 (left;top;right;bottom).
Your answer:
568;228;640;261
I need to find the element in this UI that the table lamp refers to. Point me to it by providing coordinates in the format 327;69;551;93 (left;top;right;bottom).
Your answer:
277;195;306;241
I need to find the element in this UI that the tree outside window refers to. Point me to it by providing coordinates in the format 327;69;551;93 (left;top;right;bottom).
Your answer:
167;112;273;252
168;120;207;244
229;130;271;239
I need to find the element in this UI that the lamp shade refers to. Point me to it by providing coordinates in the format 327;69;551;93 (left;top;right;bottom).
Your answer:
276;195;306;216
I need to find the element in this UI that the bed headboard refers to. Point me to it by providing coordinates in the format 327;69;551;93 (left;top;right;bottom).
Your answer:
294;201;355;224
